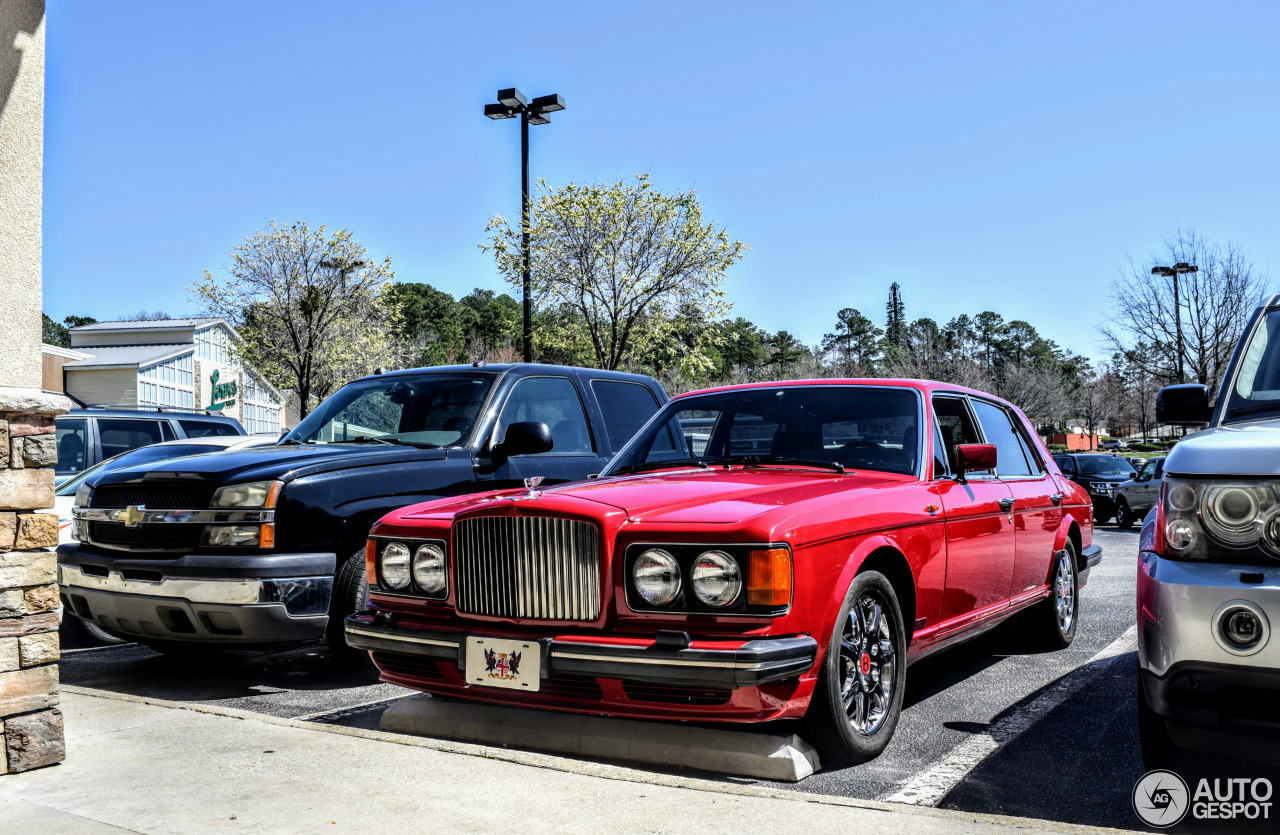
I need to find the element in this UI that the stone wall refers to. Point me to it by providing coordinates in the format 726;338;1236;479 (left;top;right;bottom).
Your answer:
0;387;69;773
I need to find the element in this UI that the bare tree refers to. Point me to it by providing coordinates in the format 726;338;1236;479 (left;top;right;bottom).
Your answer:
1103;228;1269;393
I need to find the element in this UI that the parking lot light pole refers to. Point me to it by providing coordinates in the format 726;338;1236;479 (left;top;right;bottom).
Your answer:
485;88;567;363
1151;262;1198;383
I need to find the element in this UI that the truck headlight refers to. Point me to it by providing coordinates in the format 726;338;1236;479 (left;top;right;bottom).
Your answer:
1160;477;1280;561
211;480;283;508
1089;482;1113;495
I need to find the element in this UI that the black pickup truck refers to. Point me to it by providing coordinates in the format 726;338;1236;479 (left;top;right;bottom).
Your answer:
56;363;667;657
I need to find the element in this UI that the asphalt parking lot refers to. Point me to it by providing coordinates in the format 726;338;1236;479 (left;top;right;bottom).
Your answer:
59;528;1163;831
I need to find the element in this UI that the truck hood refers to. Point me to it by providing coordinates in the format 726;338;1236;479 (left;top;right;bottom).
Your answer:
1168;419;1280;476
87;442;451;487
533;467;909;525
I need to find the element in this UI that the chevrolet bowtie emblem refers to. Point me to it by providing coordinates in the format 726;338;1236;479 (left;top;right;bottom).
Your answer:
118;505;147;528
523;476;544;498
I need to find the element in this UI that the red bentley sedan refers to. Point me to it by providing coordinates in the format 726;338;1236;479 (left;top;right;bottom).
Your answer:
345;380;1100;765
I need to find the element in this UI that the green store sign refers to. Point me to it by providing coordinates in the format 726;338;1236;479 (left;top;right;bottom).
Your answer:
208;369;238;410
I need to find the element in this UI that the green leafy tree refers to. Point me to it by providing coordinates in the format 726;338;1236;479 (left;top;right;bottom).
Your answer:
482;173;746;374
766;330;809;379
191;220;397;419
822;308;882;374
42;314;97;348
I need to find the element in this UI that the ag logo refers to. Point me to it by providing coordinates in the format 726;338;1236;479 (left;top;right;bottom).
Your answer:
1133;769;1190;828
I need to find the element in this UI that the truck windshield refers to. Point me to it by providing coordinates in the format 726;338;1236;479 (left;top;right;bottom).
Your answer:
1226;308;1280;422
1075;457;1135;476
285;373;497;447
603;385;921;477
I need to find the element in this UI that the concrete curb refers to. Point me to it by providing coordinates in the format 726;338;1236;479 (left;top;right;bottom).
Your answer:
61;685;1129;834
380;694;821;782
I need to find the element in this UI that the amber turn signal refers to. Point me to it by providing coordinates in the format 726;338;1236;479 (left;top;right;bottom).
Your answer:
260;523;275;549
747;547;792;607
365;540;377;585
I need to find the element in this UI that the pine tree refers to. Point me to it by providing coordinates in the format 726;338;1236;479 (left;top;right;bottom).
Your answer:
884;282;908;353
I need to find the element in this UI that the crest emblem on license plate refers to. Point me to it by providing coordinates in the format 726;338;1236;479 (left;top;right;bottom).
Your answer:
484;647;522;680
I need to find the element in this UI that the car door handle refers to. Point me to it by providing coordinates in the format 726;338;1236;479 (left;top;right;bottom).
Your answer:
998;498;1015;512
1050;493;1063;506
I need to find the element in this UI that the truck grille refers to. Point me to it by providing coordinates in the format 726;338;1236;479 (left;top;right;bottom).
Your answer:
454;516;600;621
93;485;213;510
89;521;203;550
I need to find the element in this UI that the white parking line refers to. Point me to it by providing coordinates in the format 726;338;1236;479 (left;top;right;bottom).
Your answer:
884;624;1138;807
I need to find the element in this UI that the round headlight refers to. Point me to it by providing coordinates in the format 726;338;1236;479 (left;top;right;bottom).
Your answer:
1166;518;1197;552
632;549;681;607
1261;509;1280;555
1167;482;1197;512
380;542;411;590
411;543;447;594
1201;485;1265;547
690;551;743;607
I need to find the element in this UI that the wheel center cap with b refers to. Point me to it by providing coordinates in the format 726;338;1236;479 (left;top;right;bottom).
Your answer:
859;653;872;675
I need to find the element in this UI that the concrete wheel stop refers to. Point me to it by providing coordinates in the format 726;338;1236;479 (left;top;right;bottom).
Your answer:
380;695;822;782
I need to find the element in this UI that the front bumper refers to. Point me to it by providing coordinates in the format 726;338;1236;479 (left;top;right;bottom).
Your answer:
57;542;335;644
344;614;818;690
1138;551;1280;758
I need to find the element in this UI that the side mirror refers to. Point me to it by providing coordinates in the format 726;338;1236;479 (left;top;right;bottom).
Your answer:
955;444;997;480
492;421;553;461
1156;384;1211;425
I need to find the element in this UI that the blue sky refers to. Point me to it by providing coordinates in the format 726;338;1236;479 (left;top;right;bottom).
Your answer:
43;1;1280;361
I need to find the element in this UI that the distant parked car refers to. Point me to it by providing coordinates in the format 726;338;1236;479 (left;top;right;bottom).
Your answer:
1051;453;1138;524
1127;455;1147;472
1099;438;1129;450
54;405;246;486
1113;456;1166;529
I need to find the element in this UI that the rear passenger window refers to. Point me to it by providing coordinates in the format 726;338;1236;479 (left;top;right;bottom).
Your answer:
971;400;1033;477
96;419;165;459
180;421;240;439
55;419;88;475
932;396;990;476
591;380;661;451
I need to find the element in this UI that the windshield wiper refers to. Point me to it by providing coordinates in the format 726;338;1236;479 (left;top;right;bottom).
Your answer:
738;455;845;474
612;458;710;475
342;437;439;449
1225;401;1280;418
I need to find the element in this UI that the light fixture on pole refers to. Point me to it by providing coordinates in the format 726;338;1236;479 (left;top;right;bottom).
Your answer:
485;88;567;364
1151;262;1198;383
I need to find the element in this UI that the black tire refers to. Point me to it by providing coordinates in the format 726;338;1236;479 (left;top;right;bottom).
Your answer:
1115;500;1135;530
803;570;907;768
326;548;372;665
1027;541;1079;650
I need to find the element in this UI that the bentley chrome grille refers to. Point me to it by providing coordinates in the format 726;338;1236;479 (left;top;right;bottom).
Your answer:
454;516;601;620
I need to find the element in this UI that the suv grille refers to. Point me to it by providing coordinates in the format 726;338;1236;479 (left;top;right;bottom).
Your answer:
93;485;213;510
89;521;203;551
454;516;600;620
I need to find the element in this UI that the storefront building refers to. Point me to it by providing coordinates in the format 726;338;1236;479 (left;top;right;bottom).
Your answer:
47;318;284;434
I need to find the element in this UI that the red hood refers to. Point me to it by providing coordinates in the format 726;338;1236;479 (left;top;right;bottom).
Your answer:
530;467;909;525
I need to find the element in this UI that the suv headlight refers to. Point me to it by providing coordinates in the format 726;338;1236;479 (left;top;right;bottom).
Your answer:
1160;477;1280;561
211;480;283;508
1088;482;1113;495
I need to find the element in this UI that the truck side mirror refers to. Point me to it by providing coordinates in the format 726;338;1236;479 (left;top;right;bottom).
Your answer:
1156;384;1211;425
954;444;997;481
492;421;554;462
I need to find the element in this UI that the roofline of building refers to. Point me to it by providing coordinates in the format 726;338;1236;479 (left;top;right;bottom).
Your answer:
40;343;92;359
68;317;229;333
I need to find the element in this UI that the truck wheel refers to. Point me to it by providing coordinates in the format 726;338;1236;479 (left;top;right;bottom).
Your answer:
1115;500;1135;530
326;548;372;666
1027;542;1079;650
803;570;907;768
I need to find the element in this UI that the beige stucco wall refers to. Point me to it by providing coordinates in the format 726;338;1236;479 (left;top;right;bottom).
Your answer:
0;1;45;390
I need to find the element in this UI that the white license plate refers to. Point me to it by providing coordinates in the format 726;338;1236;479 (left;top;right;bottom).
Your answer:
465;636;540;692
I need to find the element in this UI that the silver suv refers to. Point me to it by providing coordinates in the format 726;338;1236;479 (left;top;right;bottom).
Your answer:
1138;297;1280;769
1114;456;1165;530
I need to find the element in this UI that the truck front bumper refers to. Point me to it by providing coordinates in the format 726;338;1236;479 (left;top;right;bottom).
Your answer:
57;543;336;645
1138;550;1280;762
